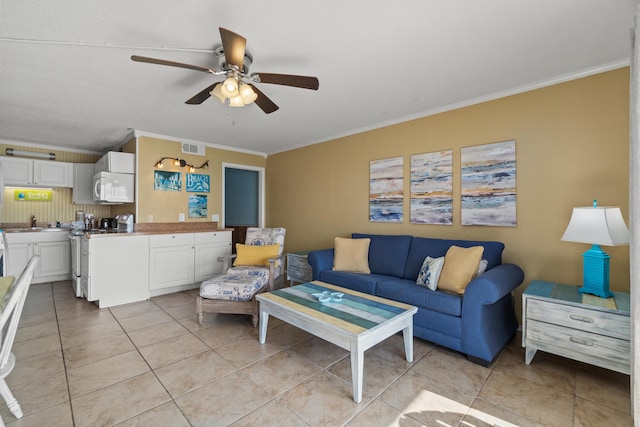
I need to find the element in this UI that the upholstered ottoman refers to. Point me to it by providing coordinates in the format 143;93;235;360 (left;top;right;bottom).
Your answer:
197;274;268;327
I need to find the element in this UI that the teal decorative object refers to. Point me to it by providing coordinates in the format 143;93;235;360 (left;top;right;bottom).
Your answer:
561;200;629;299
580;244;613;298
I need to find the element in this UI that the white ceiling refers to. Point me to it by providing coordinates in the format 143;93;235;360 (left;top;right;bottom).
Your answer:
0;1;636;156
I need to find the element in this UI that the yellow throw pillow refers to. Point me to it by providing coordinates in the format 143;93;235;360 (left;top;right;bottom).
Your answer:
438;246;484;295
233;244;281;267
332;237;371;274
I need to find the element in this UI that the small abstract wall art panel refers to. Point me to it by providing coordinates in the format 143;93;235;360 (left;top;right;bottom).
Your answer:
186;174;210;193
410;150;453;225
188;194;208;218
154;171;182;191
370;156;403;223
461;140;516;226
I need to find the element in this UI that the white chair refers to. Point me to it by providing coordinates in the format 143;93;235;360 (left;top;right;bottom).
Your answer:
0;255;39;425
197;228;286;326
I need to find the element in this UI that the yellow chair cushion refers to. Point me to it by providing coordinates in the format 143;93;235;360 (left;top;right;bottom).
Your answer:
332;237;371;274
233;243;281;267
438;246;484;295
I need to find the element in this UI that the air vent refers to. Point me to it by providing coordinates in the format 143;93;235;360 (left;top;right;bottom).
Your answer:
181;142;205;156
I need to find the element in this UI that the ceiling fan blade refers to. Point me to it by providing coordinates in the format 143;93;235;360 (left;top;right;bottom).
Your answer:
248;85;279;114
252;73;319;90
131;55;217;74
185;83;219;105
219;27;246;71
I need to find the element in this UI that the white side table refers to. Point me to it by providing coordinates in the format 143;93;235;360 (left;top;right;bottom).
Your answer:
522;280;630;375
286;251;312;286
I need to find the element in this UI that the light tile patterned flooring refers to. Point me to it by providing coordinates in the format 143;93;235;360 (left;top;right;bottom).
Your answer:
1;280;633;426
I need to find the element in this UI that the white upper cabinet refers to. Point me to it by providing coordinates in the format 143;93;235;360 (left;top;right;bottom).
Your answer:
0;156;73;187
72;163;96;204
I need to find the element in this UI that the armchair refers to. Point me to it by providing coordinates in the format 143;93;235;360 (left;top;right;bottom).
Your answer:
197;227;286;326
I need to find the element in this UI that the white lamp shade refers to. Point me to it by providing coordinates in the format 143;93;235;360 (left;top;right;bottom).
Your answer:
239;84;257;104
561;206;629;246
209;84;226;103
228;96;245;107
221;77;239;98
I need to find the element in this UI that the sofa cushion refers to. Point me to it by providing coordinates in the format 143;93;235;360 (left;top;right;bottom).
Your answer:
352;233;412;278
416;256;444;290
376;278;463;317
438;246;484;295
403;237;505;280
332;237;371;273
319;270;387;294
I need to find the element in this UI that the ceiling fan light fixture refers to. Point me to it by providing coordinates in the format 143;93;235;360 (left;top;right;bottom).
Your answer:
239;84;257;105
229;96;245;107
221;76;239;98
209;84;226;103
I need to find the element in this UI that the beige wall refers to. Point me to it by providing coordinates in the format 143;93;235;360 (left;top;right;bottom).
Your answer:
267;68;630;318
136;136;266;223
0;145;108;225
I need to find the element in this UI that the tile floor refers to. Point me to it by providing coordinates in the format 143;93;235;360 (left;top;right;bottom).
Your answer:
1;280;633;426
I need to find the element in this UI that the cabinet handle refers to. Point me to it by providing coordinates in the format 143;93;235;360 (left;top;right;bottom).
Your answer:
569;314;594;323
569;336;593;346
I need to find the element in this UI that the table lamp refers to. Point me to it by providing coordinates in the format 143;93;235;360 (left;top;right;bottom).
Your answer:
561;200;629;298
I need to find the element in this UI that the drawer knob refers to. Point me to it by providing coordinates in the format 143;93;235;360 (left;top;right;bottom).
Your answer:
569;314;594;323
569;336;594;346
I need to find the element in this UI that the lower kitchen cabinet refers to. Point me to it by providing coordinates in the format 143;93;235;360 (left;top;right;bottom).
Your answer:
5;231;71;284
149;233;196;291
149;231;231;296
81;234;149;308
194;232;232;282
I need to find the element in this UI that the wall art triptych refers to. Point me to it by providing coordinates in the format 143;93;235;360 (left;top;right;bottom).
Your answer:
410;150;453;225
369;140;516;226
369;157;404;223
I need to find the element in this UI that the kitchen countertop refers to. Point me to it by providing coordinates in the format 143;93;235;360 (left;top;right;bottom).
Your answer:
1;222;233;237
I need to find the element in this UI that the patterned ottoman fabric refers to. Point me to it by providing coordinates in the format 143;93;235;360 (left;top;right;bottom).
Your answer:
200;274;267;301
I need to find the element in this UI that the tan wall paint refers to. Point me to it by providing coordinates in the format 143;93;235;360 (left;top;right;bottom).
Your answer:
0;145;108;225
267;68;630;320
136;136;266;223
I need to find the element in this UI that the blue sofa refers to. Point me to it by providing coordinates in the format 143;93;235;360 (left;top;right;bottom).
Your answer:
307;233;525;365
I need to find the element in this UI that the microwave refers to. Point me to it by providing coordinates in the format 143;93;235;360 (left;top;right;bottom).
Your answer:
93;171;134;204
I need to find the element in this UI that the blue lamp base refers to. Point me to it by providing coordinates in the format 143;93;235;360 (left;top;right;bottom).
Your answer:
579;244;614;298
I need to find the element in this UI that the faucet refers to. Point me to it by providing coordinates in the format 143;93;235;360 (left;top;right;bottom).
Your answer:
31;215;37;228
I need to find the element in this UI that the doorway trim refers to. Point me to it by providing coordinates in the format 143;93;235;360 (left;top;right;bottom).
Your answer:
221;162;265;229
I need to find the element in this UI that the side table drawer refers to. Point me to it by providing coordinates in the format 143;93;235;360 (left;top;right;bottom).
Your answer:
288;265;312;282
288;255;310;269
527;319;630;367
527;299;629;340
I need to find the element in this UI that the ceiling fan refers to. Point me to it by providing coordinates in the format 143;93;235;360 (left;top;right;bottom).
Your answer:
131;27;319;114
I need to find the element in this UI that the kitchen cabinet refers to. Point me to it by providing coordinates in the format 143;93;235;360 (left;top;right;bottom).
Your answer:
4;231;71;284
149;233;195;291
149;231;231;296
72;163;96;204
81;234;149;308
194;232;232;282
95;151;135;174
0;156;73;187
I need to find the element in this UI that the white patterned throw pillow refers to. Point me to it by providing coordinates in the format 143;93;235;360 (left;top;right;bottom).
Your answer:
416;256;444;290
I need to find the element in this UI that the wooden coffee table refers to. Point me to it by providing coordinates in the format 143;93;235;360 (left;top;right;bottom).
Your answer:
256;281;417;403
